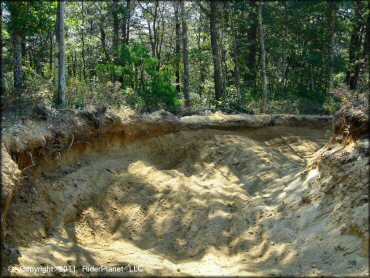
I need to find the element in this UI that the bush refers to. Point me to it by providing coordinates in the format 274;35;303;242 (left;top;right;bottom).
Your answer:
123;87;145;111
297;98;327;114
141;71;181;112
2;68;54;108
65;78;125;109
95;41;181;113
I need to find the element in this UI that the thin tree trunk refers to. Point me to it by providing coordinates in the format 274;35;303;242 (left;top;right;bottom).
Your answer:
346;3;363;90
13;34;24;90
220;3;227;93
74;51;78;78
174;3;181;94
281;1;288;98
126;0;131;43
210;1;223;101
49;30;53;75
180;0;190;107
258;1;268;113
363;1;370;91
100;21;110;63
55;0;66;106
40;37;45;77
197;12;204;97
0;3;4;93
230;5;240;104
121;9;127;46
246;0;257;85
147;20;155;57
328;3;336;93
112;0;120;64
156;14;165;71
232;28;241;105
121;0;131;45
81;0;86;80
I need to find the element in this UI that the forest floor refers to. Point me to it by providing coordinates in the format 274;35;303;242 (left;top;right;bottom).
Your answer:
1;109;368;277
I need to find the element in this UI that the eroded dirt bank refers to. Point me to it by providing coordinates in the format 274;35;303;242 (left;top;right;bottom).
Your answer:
1;109;368;276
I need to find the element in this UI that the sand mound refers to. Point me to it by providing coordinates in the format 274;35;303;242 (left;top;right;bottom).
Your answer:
2;124;368;277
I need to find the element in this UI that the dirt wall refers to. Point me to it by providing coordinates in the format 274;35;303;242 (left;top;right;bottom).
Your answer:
1;109;332;244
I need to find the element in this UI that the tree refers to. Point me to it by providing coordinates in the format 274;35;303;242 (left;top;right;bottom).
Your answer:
346;2;365;90
1;1;367;113
230;3;241;104
180;0;190;107
81;0;86;80
121;0;132;46
112;0;120;64
363;1;370;91
55;0;66;106
209;1;223;101
0;2;5;93
245;0;257;86
280;1;288;98
258;1;268;113
328;3;337;94
174;2;181;94
7;2;25;90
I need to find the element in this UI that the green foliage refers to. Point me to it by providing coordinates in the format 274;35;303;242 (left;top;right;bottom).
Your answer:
296;98;327;115
2;1;367;115
66;78;125;109
142;71;181;112
2;67;53;106
5;1;56;36
96;41;180;112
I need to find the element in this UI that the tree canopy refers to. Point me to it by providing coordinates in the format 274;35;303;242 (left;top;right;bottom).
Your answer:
1;0;369;114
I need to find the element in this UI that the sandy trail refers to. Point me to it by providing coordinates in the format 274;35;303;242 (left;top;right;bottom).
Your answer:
5;126;368;276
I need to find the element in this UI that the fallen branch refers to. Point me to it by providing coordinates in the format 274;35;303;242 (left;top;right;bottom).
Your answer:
67;134;74;151
22;152;36;172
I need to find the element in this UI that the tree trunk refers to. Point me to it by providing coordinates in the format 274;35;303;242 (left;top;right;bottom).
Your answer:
49;30;53;75
73;54;77;78
209;1;223;101
174;3;181;94
0;3;4;93
361;0;369;92
55;0;66;106
197;12;205;97
126;0;131;43
180;0;190;107
121;0;131;45
328;3;336;93
346;4;363;90
220;3;227;93
40;37;45;77
246;0;257;86
156;12;165;71
281;1;288;98
13;34;24;90
258;1;268;113
364;1;370;59
112;0;120;63
81;0;86;80
233;31;241;104
231;12;241;105
100;21;110;63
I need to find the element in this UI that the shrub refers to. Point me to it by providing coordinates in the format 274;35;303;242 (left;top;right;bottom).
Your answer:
142;71;181;112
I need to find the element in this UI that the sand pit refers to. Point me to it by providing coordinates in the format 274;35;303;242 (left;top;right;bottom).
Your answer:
1;111;368;277
2;124;368;277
